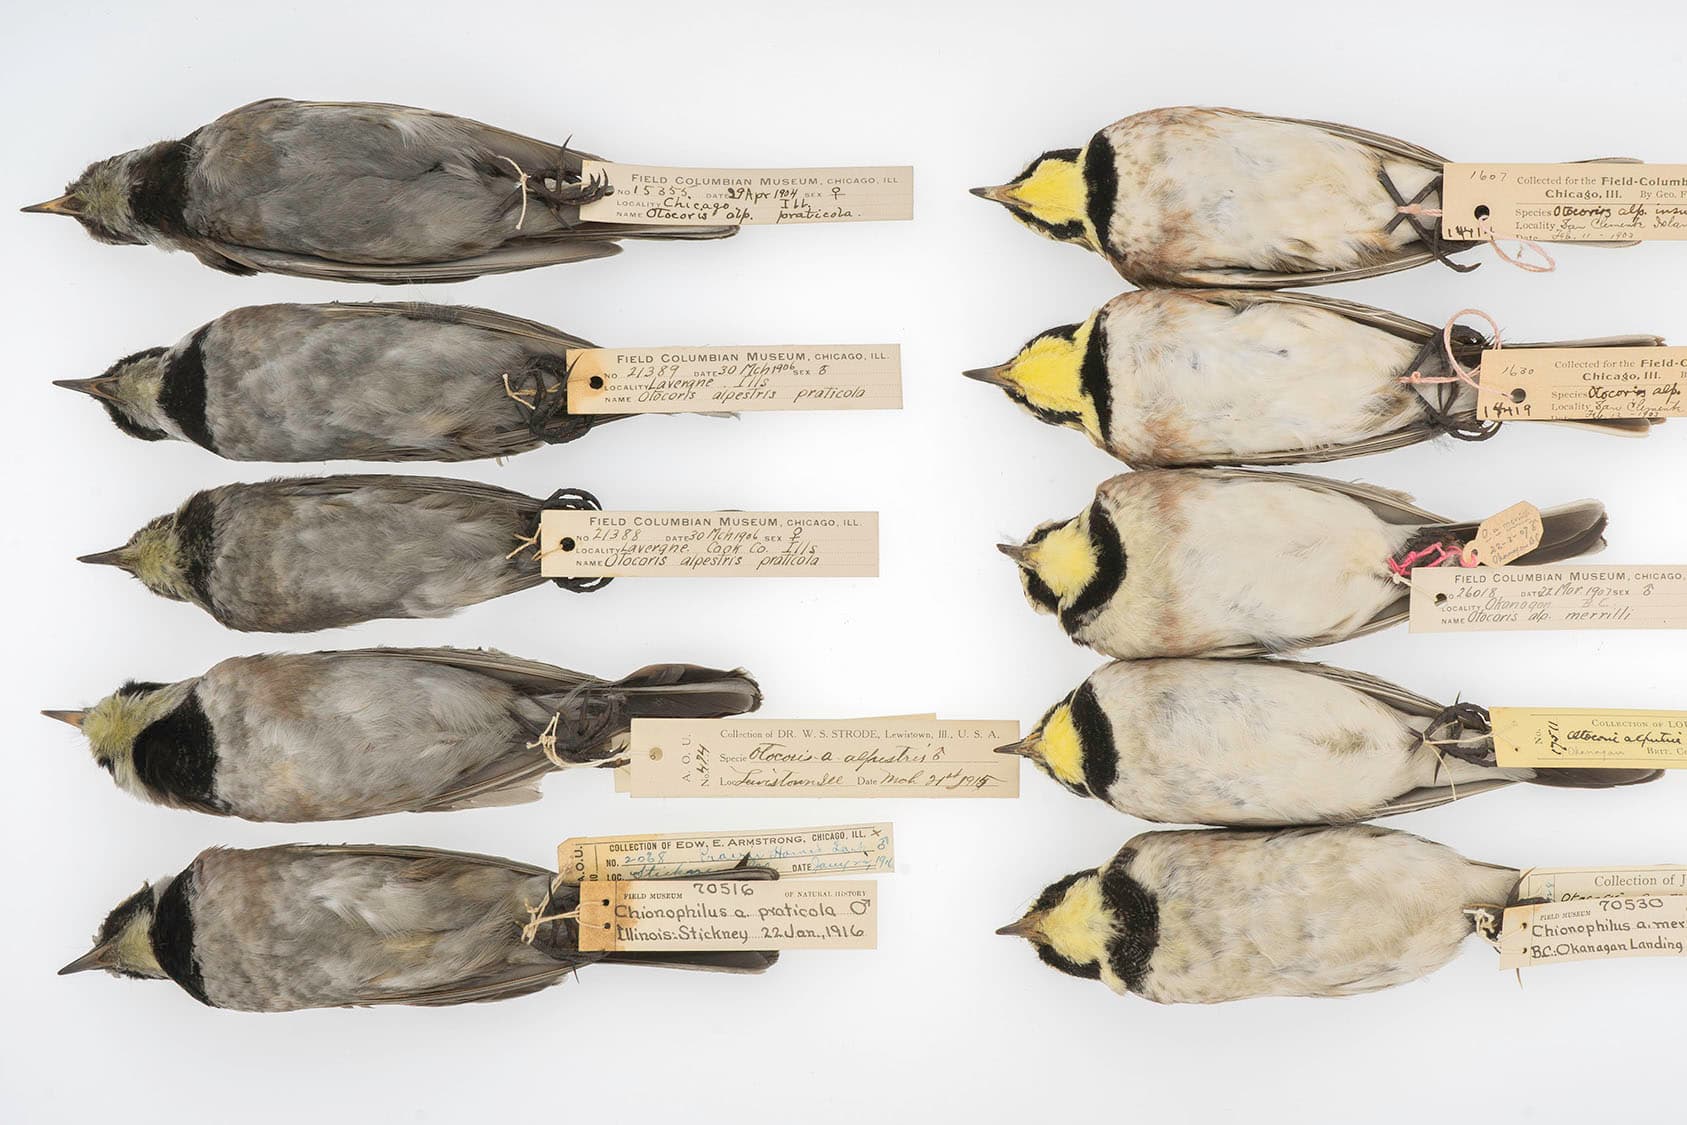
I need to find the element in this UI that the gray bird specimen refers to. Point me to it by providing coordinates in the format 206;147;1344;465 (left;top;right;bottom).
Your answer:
23;98;732;282
971;107;1631;287
998;824;1517;1003
43;648;759;821
965;290;1662;466
999;658;1659;826
56;303;628;461
62;845;778;1011
80;475;597;633
1000;468;1608;659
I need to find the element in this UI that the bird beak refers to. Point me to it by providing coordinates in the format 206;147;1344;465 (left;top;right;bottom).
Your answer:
42;710;86;730
994;735;1038;757
996;542;1034;565
962;363;1015;389
53;377;119;403
22;192;81;217
995;911;1047;940
970;184;1018;205
78;547;130;568
58;945;113;976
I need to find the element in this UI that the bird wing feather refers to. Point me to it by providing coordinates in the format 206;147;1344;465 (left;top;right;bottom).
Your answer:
1229;657;1449;718
1190;468;1453;524
257;473;541;507
198;238;625;285
313;302;595;349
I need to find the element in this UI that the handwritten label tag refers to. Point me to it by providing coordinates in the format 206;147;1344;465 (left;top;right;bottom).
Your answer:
1442;163;1687;242
563;345;901;414
537;510;878;578
623;716;1021;798
1517;866;1687;902
1498;895;1687;968
578;162;913;226
558;823;894;882
1491;708;1687;769
576;878;877;951
1475;347;1686;421
1409;566;1687;633
1464;502;1543;567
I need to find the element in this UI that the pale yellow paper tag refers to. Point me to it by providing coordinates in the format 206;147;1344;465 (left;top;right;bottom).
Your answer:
578;161;913;226
1517;866;1687;902
1498;895;1687;968
1475;347;1686;421
537;510;878;578
1409;566;1687;633
576;878;877;951
623;716;1022;798
1491;708;1687;769
1441;163;1687;242
1464;502;1543;567
564;345;902;414
557;823;894;883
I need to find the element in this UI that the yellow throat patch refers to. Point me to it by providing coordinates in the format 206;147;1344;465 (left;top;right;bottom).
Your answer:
1003;319;1099;438
1041;875;1112;968
1029;518;1098;601
1011;152;1093;243
1033;703;1086;788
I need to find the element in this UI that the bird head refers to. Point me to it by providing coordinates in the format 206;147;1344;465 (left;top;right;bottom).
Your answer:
964;317;1100;441
23;149;155;246
999;510;1100;617
996;696;1091;797
79;512;194;603
44;681;176;799
61;883;167;980
997;870;1110;981
55;348;174;442
971;147;1098;249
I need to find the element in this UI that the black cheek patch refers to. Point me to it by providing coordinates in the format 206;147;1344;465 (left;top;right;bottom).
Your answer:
1059;502;1126;633
129;131;199;238
1100;852;1159;992
1069;680;1118;799
1036;942;1102;980
1079;323;1112;439
151;871;210;1005
132;690;221;813
158;325;216;452
1083;133;1119;251
174;491;219;606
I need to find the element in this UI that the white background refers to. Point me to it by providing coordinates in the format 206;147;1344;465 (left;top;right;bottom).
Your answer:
4;2;1685;1121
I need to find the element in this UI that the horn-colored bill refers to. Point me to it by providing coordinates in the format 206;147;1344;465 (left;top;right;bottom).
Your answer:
22;193;81;216
996;542;1034;564
970;184;1017;204
53;377;116;402
77;548;129;568
42;710;86;730
994;736;1037;757
58;946;111;976
995;912;1046;940
962;364;1014;388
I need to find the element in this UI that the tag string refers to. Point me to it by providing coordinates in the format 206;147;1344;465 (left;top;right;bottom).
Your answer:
1396;204;1557;274
1397;308;1502;394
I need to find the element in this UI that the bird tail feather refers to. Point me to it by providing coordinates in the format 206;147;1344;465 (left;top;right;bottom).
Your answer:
1412;500;1607;567
1526;767;1663;789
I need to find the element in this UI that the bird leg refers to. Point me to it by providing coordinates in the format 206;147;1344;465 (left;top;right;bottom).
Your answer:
1378;170;1479;272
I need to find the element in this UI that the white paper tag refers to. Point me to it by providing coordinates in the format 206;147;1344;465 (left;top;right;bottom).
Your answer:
1442;163;1687;242
1476;347;1687;420
579;161;913;226
557;824;894;882
1491;708;1687;769
537;510;878;578
564;345;902;414
1498;895;1687;968
576;878;878;951
1409;566;1687;633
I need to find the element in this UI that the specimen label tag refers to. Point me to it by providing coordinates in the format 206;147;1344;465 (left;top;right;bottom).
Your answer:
563;345;902;414
1409;566;1687;633
1441;163;1687;241
623;716;1022;798
578;161;913;226
537;510;878;578
1498;895;1687;968
1465;502;1543;567
576;878;877;951
1491;708;1687;769
1516;866;1687;902
557;823;894;882
1475;347;1687;421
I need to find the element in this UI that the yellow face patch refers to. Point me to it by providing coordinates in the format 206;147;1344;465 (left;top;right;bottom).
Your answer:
1033;703;1086;788
1040;876;1112;968
1010;152;1093;242
125;521;191;602
1003;320;1099;438
1028;518;1098;602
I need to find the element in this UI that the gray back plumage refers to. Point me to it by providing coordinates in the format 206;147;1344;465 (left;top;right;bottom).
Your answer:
197;475;545;632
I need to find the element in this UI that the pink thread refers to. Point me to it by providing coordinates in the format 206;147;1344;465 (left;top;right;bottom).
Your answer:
1386;540;1479;579
1398;308;1502;393
1397;203;1557;274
